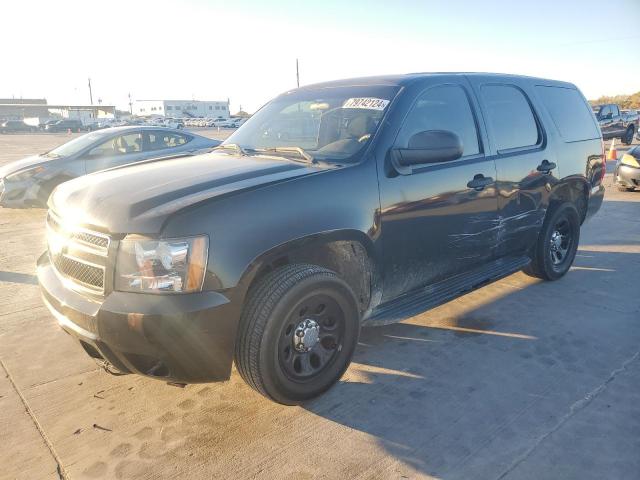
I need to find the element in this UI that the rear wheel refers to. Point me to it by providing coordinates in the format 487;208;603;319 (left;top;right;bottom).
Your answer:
524;203;580;281
235;264;360;405
622;126;634;145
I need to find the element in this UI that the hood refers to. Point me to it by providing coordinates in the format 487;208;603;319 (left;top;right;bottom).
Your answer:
50;151;320;234
0;155;50;179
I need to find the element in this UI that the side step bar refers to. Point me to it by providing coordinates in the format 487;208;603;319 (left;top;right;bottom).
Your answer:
362;256;531;326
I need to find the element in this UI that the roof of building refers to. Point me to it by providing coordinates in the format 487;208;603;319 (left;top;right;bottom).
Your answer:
0;104;114;109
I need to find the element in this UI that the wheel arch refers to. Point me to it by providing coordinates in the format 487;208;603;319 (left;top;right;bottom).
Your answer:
548;177;589;224
234;230;381;316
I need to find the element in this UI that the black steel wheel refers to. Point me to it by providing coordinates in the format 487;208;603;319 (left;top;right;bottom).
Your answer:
277;293;346;381
548;217;573;268
524;202;580;281
235;264;360;405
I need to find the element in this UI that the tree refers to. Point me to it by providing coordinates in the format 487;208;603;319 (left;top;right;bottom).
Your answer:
589;91;640;109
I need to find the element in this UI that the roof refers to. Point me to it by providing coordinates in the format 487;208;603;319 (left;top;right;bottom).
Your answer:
296;72;574;90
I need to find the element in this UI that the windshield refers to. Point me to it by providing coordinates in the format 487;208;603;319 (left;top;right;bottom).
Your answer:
224;85;399;162
47;131;113;157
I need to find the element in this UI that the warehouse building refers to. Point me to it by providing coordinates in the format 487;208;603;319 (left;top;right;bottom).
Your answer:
133;99;229;118
0;98;115;125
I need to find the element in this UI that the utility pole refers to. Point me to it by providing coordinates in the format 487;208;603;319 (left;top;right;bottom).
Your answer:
88;78;93;105
296;58;300;88
128;93;133;115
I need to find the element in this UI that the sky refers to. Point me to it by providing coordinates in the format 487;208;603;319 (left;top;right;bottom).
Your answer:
3;0;639;113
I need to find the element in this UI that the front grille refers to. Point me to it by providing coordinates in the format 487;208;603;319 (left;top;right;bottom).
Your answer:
47;210;110;294
74;231;109;249
52;254;105;290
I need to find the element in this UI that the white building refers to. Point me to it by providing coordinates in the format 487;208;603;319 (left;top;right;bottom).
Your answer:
133;99;229;118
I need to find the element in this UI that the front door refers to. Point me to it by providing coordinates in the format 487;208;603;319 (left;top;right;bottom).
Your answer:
470;79;556;258
378;80;499;301
84;131;147;173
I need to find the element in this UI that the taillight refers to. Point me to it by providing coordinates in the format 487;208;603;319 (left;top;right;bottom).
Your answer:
600;139;606;183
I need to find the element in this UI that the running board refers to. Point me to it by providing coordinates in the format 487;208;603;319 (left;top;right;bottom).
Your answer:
362;256;531;326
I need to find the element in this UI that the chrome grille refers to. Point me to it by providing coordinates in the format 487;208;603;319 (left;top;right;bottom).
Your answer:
52;255;105;290
47;211;110;293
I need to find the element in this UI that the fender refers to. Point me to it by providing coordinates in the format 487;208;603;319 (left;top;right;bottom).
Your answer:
232;229;383;317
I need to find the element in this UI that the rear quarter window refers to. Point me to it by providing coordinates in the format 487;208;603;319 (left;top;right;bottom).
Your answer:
535;86;600;142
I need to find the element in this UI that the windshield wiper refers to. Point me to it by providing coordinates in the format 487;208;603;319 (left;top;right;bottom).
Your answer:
259;147;314;163
212;143;248;156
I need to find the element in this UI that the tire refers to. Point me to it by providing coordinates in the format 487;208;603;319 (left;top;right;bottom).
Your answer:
622;126;634;146
617;184;635;192
235;264;360;405
524;202;580;281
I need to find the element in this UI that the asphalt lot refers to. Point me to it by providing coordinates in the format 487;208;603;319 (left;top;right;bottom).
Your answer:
0;132;639;480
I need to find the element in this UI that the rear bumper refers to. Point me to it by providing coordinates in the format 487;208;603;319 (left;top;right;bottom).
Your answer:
615;164;640;188
37;252;241;383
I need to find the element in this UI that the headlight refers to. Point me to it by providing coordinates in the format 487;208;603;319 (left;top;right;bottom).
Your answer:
116;235;209;293
5;165;45;181
620;153;640;168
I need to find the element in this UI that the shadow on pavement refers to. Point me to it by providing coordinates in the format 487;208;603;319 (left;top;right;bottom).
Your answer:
0;271;38;285
303;248;640;479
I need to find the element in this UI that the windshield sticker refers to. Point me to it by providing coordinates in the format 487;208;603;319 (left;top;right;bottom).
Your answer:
342;98;390;110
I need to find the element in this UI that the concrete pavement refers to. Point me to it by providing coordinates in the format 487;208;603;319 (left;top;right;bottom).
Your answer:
0;133;638;479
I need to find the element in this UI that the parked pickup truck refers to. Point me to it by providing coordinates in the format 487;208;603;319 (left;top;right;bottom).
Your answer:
37;73;605;405
594;103;638;145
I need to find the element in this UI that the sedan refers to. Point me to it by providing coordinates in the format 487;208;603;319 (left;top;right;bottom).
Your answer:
0;126;220;208
614;145;640;192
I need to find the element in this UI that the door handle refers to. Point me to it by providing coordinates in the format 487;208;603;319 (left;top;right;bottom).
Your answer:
467;174;494;191
536;160;557;174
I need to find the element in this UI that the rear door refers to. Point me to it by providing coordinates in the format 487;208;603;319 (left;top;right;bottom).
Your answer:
143;130;194;156
378;78;499;301
84;131;147;173
469;77;555;258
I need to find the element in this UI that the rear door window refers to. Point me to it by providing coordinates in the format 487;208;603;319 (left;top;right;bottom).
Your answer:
146;131;192;150
535;86;600;142
480;85;540;152
395;84;480;156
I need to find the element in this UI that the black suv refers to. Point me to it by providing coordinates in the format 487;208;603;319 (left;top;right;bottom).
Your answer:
45;119;84;133
38;73;605;404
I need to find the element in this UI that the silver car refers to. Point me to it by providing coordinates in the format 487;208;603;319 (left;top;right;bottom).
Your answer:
0;126;220;208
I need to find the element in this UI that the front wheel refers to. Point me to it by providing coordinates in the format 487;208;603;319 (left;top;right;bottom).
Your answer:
524;203;580;281
235;264;360;405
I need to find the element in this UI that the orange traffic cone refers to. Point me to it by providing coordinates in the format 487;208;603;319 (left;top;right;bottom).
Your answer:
607;138;617;161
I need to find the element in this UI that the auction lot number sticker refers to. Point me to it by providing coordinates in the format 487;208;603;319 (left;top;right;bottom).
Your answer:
342;98;390;110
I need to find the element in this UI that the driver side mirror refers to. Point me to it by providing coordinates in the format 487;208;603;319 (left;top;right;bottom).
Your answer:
391;130;463;171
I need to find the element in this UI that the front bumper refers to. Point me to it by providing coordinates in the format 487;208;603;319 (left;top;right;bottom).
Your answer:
37;252;241;383
615;164;640;189
0;177;42;208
